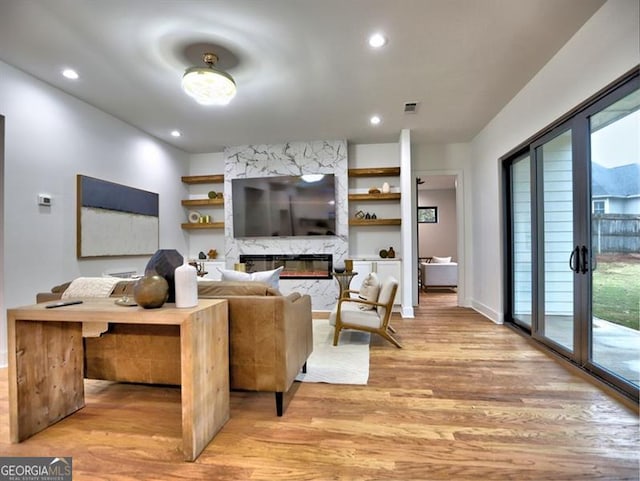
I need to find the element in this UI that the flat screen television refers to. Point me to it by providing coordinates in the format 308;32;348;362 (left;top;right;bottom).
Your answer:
232;174;336;237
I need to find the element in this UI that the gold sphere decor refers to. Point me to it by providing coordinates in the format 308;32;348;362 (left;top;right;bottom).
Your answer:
133;273;169;309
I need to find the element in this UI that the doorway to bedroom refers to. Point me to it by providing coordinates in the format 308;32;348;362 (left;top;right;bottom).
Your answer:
416;174;460;305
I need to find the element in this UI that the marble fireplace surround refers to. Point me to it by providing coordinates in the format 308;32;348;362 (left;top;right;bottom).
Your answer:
223;140;348;310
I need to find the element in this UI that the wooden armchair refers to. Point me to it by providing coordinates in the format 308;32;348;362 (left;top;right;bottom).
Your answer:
330;276;402;348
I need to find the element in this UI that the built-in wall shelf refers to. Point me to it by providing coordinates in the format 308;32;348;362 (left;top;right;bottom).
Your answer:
348;193;401;201
181;174;225;229
181;198;224;207
181;174;224;184
181;222;225;230
348;167;400;177
349;218;401;226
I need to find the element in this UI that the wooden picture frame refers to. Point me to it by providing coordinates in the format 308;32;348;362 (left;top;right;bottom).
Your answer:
77;175;159;258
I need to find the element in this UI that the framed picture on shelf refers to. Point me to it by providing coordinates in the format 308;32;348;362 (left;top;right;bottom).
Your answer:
418;206;438;223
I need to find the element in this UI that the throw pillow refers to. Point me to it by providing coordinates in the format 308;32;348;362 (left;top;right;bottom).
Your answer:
432;256;452;263
357;272;380;311
217;266;284;290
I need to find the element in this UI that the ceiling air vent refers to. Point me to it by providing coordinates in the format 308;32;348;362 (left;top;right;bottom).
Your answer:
404;102;418;114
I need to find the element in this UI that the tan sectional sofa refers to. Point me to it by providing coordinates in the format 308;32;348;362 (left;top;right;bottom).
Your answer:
36;280;313;416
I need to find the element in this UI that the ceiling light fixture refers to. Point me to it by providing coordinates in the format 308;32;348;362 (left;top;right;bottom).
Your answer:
182;52;236;106
62;68;79;80
370;115;381;125
368;33;387;48
301;174;325;183
170;130;181;137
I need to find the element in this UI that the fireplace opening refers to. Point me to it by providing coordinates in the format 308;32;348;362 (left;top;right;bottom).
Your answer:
239;254;333;279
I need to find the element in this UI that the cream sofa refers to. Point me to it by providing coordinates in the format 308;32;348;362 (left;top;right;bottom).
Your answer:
420;261;458;290
36;280;313;416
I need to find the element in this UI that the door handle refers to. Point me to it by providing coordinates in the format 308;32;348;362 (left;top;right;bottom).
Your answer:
580;245;589;274
569;246;580;273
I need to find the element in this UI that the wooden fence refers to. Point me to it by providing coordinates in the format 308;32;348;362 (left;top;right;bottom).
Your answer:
592;214;640;253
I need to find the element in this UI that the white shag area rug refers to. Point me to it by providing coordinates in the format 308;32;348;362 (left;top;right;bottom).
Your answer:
296;318;370;385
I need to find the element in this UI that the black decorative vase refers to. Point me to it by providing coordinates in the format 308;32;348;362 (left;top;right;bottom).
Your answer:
144;249;183;302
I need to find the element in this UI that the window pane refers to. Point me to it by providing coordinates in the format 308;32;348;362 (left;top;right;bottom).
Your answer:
511;155;532;327
540;130;574;351
590;88;640;386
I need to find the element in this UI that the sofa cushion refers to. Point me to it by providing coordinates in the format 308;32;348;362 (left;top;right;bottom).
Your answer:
432;256;452;263
197;280;281;297
218;266;284;289
358;272;380;310
61;277;121;299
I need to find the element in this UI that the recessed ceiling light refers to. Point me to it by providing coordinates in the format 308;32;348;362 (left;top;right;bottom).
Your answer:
170;130;181;137
370;115;381;125
368;33;387;48
62;68;79;80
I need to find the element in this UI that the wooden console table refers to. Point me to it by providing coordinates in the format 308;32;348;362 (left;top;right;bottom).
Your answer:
7;298;229;462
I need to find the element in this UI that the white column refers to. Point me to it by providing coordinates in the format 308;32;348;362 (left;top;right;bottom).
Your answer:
399;129;414;318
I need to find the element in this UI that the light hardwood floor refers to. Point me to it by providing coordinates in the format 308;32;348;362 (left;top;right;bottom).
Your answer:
1;291;638;480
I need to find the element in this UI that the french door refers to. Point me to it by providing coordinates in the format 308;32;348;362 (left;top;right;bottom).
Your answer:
505;70;639;400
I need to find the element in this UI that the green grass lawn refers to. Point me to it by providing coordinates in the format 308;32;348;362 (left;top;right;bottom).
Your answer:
592;261;640;331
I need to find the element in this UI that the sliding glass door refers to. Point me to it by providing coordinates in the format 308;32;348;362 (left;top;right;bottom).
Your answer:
535;129;576;353
510;154;532;329
588;88;640;387
504;70;639;400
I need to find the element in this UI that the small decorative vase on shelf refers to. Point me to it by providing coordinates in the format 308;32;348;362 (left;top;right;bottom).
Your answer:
344;259;353;272
387;247;396;258
133;272;169;309
175;260;198;308
381;182;390;193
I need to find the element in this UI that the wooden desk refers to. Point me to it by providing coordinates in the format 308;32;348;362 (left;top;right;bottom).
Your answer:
7;298;229;462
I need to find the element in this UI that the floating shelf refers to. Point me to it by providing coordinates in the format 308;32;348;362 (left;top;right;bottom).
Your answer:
348;193;400;201
181;222;225;230
348;167;400;177
181;198;224;207
181;174;224;184
349;218;401;226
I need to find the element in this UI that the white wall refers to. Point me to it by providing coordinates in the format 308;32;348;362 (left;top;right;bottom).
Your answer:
0;60;190;364
418;189;457;260
468;0;640;322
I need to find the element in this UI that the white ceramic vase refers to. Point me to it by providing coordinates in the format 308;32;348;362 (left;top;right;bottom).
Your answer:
174;260;198;308
381;182;390;193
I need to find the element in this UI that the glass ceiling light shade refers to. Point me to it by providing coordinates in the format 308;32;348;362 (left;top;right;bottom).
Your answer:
182;53;236;106
301;174;325;183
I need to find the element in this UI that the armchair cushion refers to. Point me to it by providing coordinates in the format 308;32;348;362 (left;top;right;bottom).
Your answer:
329;299;381;328
376;278;396;318
357;272;380;310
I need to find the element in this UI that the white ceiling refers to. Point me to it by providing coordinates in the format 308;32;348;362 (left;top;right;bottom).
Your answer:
0;0;604;154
